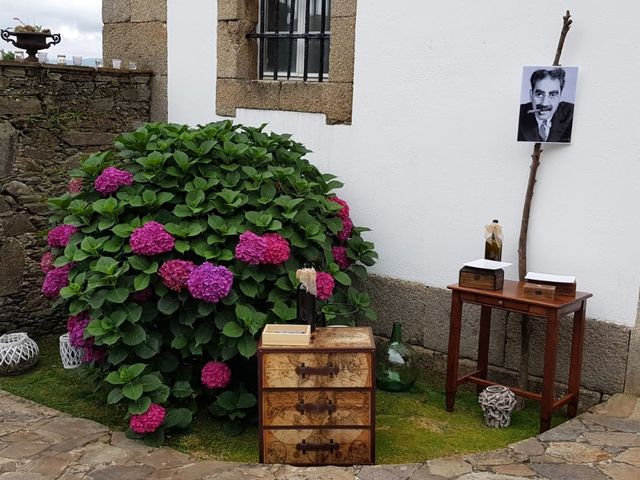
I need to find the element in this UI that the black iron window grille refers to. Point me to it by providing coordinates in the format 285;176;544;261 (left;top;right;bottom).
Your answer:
248;0;331;81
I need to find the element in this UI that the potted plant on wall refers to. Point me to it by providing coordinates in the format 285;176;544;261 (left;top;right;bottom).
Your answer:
1;18;60;62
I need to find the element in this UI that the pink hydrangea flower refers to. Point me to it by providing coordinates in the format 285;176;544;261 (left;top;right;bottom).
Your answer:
129;404;166;434
332;246;350;269
201;361;231;389
234;231;267;265
159;260;195;292
67;312;90;348
337;217;353;243
40;251;55;273
262;233;290;265
42;264;72;298
83;345;106;363
132;288;154;302
94;167;134;196
47;224;78;248
187;262;233;303
328;196;350;220
316;271;335;301
130;221;175;256
68;178;83;194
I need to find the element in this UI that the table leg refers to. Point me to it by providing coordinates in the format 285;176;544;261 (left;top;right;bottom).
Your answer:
446;292;463;412
476;306;492;394
540;310;559;433
567;301;586;418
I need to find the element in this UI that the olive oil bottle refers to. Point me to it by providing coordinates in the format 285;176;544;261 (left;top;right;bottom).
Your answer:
484;219;503;261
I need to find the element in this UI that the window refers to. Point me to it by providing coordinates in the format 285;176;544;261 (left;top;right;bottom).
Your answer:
252;0;331;81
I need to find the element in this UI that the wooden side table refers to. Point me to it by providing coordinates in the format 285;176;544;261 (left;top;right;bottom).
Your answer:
445;280;592;433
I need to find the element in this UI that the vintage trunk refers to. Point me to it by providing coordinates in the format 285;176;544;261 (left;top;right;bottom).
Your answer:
459;266;504;290
258;327;376;465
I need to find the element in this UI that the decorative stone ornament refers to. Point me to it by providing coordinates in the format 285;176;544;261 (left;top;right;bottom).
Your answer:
478;385;517;428
59;333;83;369
0;332;39;375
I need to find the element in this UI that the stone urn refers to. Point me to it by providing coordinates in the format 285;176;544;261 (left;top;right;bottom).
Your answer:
1;29;61;62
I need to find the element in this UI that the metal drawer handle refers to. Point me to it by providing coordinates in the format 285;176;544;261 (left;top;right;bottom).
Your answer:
296;399;336;414
295;362;340;378
296;439;340;454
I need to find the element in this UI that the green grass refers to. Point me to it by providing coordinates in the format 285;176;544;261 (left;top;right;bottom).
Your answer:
0;336;564;463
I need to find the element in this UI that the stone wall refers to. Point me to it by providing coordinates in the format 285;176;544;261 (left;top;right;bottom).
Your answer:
102;0;167;121
0;61;151;338
363;274;633;411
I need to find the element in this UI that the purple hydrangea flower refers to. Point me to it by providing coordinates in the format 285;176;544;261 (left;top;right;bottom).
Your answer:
42;264;73;298
129;221;175;256
47;224;78;248
234;231;267;265
159;259;195;292
94;167;134;196
187;262;233;303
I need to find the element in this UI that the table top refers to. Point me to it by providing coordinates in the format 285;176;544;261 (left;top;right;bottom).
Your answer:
448;280;592;308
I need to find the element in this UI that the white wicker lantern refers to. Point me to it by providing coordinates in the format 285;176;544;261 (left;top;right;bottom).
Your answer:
59;333;83;369
0;333;39;375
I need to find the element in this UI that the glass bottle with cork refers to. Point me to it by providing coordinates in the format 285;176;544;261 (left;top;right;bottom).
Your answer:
296;264;318;332
484;219;503;261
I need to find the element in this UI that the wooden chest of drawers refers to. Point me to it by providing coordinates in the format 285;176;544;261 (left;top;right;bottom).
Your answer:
258;327;376;465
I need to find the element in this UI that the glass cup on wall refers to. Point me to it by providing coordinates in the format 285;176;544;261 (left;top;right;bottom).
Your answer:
128;61;137;70
37;52;48;63
14;51;25;60
72;55;83;66
57;54;66;65
112;58;122;69
95;58;103;68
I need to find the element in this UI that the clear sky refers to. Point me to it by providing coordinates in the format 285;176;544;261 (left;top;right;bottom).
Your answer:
0;0;102;60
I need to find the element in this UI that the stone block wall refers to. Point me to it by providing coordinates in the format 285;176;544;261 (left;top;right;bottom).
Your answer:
0;61;151;338
103;0;167;121
363;274;634;410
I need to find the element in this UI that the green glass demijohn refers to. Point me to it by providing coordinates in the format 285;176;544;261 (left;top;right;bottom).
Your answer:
376;322;417;392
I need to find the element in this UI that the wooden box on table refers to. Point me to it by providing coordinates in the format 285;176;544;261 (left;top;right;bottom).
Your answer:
258;327;376;465
459;266;504;290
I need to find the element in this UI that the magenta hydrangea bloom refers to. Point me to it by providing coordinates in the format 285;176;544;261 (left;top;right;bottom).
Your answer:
316;271;335;301
328;196;350;220
40;251;55;273
262;233;291;265
129;404;166;434
132;288;154;302
94;166;134;196
332;246;350;270
67;178;83;194
67;312;90;348
337;217;353;243
83;345;106;363
159;259;195;292
234;231;267;265
130;221;175;256
47;224;78;248
187;262;233;303
42;264;72;298
201;361;231;389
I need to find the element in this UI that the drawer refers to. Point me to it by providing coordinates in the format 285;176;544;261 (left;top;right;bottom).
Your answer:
478;296;530;314
262;428;372;465
262;352;372;389
262;390;371;427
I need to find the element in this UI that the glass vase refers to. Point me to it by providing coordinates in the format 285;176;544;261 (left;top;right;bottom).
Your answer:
376;322;417;392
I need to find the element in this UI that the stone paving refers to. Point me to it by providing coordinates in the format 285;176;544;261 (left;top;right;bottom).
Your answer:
0;389;639;479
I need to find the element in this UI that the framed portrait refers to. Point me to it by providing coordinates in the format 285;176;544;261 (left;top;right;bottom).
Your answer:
517;65;579;143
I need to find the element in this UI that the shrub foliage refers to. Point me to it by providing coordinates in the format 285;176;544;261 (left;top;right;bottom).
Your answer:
45;121;377;444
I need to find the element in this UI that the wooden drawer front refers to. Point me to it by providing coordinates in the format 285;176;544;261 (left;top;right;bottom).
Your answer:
478;296;530;314
262;390;371;427
263;428;372;465
262;352;371;388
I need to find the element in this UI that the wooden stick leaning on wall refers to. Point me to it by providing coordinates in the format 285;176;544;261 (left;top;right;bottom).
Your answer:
516;11;573;407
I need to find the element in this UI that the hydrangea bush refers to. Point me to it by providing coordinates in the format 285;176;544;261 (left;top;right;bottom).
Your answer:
44;121;377;445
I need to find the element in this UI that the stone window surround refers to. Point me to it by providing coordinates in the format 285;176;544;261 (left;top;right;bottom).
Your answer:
216;0;356;125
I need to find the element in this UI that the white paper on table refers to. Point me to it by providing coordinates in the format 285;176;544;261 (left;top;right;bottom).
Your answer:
463;259;514;270
525;272;576;284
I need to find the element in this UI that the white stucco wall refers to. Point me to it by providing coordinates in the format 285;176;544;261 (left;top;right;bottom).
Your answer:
168;0;640;327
